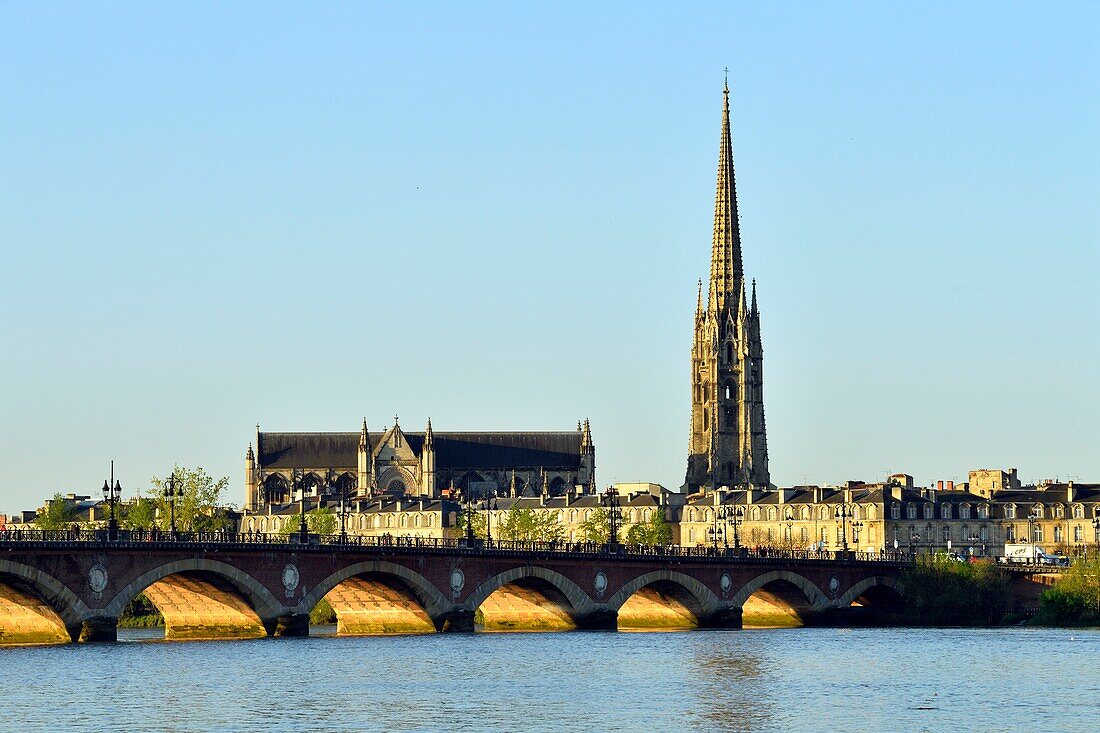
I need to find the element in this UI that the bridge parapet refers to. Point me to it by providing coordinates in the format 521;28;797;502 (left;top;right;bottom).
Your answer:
0;535;912;644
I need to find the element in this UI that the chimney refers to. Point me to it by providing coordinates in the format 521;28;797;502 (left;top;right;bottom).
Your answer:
947;481;954;491
937;480;944;491
890;485;903;501
1067;481;1075;503
812;486;823;504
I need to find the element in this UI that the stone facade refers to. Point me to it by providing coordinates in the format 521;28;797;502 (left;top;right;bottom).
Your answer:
244;417;596;512
675;474;1100;557
685;84;769;492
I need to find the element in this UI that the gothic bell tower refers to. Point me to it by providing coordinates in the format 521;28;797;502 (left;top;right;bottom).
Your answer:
685;81;770;492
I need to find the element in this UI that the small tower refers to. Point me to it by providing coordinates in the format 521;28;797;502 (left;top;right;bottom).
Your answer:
420;417;436;497
579;418;596;493
357;418;373;498
245;443;258;511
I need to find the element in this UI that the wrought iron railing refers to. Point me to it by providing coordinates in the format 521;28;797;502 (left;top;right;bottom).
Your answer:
0;527;911;563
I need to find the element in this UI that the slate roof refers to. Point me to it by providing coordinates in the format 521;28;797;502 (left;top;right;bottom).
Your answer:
257;431;582;471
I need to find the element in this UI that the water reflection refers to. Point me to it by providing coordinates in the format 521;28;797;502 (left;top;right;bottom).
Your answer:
4;628;1099;733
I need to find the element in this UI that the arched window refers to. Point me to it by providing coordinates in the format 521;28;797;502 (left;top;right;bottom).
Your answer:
726;342;733;363
1072;504;1084;519
906;504;917;519
941;504;951;520
891;504;900;520
272;517;281;531
867;505;877;520
1054;505;1065;519
386;515;394;528
1032;504;1045;519
923;505;934;519
1005;504;1016;519
766;507;776;521
978;504;989;519
414;515;421;528
584;510;592;522
800;506;810;520
851;506;861;521
569;509;578;523
751;507;761;521
819;507;829;521
400;515;408;528
960;504;971;520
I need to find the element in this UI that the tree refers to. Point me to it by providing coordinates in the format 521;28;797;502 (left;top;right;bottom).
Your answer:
1035;556;1100;626
580;507;610;544
149;466;233;532
123;496;157;530
278;508;339;536
625;509;673;546
498;506;564;542
33;493;77;529
453;509;487;539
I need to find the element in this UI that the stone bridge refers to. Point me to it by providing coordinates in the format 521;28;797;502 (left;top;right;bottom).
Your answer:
0;536;910;644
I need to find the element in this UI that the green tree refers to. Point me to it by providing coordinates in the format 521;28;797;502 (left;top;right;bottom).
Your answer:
625;509;673;546
123;496;157;530
1034;556;1100;626
33;493;77;529
579;507;610;544
898;554;1008;625
149;466;233;532
498;506;564;542
454;509;487;539
278;508;339;536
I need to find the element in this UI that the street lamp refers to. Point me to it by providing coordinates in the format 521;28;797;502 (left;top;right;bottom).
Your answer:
731;506;744;551
295;472;309;544
910;531;920;558
601;486;621;549
101;461;122;542
784;508;794;550
483;494;498;544
1092;515;1100;554
163;471;183;539
1028;509;1041;546
851;520;864;551
337;490;348;544
835;504;853;553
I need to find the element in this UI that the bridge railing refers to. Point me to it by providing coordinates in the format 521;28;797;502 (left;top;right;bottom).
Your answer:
0;528;911;564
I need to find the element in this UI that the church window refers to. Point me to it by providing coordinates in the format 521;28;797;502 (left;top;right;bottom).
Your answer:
726;342;733;363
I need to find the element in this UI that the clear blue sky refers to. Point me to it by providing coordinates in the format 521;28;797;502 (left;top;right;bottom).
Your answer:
2;2;1097;513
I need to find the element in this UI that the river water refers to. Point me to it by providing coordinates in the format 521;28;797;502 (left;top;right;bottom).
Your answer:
3;627;1098;732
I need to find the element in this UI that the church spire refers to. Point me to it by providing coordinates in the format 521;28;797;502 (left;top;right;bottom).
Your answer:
750;278;758;316
708;79;744;314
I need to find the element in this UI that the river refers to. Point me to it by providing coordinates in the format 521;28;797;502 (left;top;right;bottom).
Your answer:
4;627;1098;732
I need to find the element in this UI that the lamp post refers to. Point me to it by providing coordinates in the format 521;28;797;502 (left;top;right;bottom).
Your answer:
910;531;920;558
1092;516;1100;555
295;473;309;544
163;470;183;539
968;534;980;558
484;495;498;545
835;504;852;553
716;505;736;550
601;486;621;549
731;506;744;551
1028;509;1041;547
338;490;348;544
851;521;864;551
101;461;122;542
783;508;795;550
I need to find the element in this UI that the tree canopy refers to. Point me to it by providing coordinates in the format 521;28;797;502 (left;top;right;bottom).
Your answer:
278;507;338;536
148;466;233;532
579;507;610;544
497;506;564;542
33;493;77;529
625;509;673;546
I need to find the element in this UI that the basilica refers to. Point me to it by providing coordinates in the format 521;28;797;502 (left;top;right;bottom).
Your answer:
244;418;595;511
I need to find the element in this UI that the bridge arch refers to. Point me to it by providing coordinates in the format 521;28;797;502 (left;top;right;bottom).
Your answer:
835;575;903;610
607;570;719;629
732;570;827;627
298;560;450;635
103;559;282;640
465;566;594;631
0;559;90;644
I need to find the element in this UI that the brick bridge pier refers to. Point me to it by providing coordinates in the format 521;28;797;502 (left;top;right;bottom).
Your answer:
0;535;911;644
